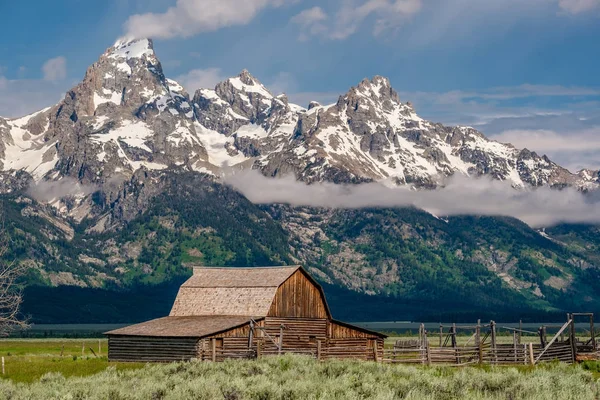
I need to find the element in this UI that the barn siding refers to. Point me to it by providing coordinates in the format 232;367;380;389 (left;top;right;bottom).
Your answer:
208;320;261;338
267;270;328;319
260;317;327;355
328;321;380;339
108;336;200;362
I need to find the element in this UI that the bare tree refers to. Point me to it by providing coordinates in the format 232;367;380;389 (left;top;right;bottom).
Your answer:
0;221;28;336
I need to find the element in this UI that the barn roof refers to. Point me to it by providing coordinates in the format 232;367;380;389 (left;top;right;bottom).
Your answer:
182;266;300;288
170;266;332;318
105;316;260;338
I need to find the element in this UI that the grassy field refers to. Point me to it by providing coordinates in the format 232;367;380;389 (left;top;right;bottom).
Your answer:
0;354;597;399
0;340;599;399
0;339;144;383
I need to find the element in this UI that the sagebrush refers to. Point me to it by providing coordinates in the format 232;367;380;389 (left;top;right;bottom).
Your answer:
0;355;598;399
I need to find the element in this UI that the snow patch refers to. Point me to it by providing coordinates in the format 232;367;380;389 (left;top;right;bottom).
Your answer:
229;77;272;98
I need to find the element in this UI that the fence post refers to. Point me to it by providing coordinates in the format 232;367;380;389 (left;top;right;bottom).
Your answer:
439;324;443;347
426;340;431;366
476;320;481;348
373;344;378;363
452;323;459;364
528;343;534;366
569;314;577;363
513;331;517;363
491;321;497;364
257;340;262;359
519;320;522;344
591;314;596;351
451;323;457;348
523;343;528;365
212;338;216;362
542;326;547;347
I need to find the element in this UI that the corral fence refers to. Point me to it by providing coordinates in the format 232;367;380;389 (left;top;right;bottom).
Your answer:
196;313;597;366
382;313;595;366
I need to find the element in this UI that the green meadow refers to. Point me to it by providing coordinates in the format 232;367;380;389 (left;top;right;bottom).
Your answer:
0;340;598;399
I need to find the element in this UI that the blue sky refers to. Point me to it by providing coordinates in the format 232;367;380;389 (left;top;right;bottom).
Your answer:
1;0;599;171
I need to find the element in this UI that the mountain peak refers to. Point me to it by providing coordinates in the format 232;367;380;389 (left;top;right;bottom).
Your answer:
354;75;395;99
237;69;257;85
224;70;273;99
107;38;155;60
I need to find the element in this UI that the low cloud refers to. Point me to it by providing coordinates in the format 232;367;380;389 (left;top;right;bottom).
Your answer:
42;57;67;82
226;170;600;228
175;68;225;93
27;179;98;203
123;0;290;40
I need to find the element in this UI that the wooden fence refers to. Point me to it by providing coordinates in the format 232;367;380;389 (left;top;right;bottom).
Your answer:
193;315;593;366
380;342;574;366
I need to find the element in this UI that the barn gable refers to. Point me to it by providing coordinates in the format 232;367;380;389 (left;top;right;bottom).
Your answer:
267;268;331;319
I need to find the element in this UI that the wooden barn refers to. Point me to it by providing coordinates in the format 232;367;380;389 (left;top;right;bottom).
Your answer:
106;266;386;362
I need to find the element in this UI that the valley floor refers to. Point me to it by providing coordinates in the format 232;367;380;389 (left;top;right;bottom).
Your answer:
0;340;598;399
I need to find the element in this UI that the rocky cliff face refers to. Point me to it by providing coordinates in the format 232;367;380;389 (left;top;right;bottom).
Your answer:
258;76;594;189
0;38;597;220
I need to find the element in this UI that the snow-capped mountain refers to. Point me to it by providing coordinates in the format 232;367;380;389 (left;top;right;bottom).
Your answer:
0;38;597;205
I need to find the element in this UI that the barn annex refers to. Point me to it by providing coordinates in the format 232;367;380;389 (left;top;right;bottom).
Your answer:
106;266;386;362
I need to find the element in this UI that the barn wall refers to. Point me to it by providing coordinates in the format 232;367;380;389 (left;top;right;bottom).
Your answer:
328;321;381;339
208;320;263;338
261;317;327;354
108;336;200;362
267;270;329;319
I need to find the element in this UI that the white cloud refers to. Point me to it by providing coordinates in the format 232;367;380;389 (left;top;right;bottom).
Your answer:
123;0;291;39
294;0;423;40
491;127;600;172
398;84;600;127
27;178;98;203
291;6;328;40
175;68;225;93
492;128;600;154
42;56;67;82
558;0;600;14
226;170;600;228
291;0;597;42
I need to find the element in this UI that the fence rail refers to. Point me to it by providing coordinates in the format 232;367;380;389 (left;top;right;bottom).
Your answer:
195;316;596;366
380;342;575;366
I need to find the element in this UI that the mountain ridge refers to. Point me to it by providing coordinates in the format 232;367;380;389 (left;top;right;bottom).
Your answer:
1;37;597;201
2;38;600;322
